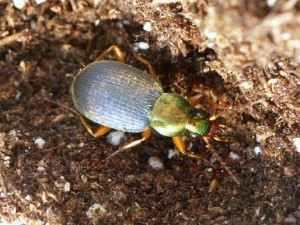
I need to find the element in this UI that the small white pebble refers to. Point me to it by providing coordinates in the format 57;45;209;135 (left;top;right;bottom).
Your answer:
106;131;125;146
267;0;277;7
229;152;240;160
35;0;46;4
122;19;130;25
207;43;215;48
204;29;217;39
64;182;71;192
116;22;123;28
116;36;123;45
267;79;278;84
81;175;88;183
55;177;71;192
277;61;284;67
143;22;152;32
86;203;107;218
15;91;22;101
94;19;100;26
254;146;262;155
168;149;176;159
281;32;291;41
8;130;17;137
34;137;45;149
207;168;213;172
133;45;139;51
13;0;27;9
256;136;261;143
37;166;45;171
240;81;252;89
293;138;300;153
148;156;164;169
137;42;149;50
78;142;84;147
25;195;32;201
210;156;217;164
13;81;20;86
255;208;260;216
193;19;201;26
0;192;5;198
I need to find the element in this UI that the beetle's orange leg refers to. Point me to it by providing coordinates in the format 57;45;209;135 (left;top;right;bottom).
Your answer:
187;93;205;107
104;128;152;161
172;136;206;159
80;115;110;138
95;45;125;63
121;128;151;149
135;56;158;80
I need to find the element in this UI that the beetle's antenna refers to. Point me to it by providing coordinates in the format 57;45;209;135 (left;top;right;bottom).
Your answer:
44;98;78;114
203;136;240;185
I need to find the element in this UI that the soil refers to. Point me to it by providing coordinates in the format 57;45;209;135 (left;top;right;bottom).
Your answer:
0;0;299;224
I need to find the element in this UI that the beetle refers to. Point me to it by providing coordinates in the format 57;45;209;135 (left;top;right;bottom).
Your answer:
72;45;239;184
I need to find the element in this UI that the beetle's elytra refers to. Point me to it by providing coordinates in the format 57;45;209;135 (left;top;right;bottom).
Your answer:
72;60;163;133
72;45;239;184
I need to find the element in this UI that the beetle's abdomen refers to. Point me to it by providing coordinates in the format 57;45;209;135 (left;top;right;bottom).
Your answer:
72;61;163;133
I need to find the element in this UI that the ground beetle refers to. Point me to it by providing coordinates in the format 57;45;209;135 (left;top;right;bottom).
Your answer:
72;45;239;184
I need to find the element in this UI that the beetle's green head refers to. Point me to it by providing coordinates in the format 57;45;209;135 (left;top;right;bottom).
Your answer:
185;114;225;139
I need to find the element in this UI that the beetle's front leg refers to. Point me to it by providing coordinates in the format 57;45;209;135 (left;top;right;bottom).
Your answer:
172;136;206;159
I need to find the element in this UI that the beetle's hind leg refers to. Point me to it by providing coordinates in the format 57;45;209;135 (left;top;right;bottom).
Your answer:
135;56;158;80
80;115;110;137
104;128;152;161
95;45;125;63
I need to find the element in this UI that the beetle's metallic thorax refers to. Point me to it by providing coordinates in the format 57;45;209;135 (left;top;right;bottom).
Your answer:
72;60;163;132
150;93;194;137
